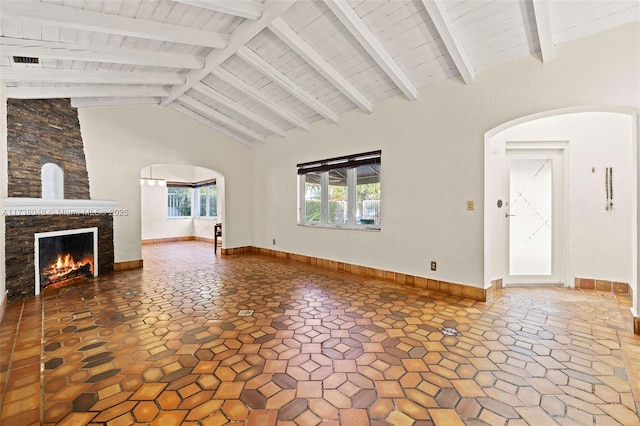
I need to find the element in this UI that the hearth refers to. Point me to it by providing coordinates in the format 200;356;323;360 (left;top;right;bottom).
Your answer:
35;227;98;295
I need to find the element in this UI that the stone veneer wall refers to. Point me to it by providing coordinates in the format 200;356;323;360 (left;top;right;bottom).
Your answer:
6;98;90;199
5;98;114;300
5;215;114;300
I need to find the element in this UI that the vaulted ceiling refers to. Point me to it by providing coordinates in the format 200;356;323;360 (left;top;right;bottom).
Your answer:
1;0;638;146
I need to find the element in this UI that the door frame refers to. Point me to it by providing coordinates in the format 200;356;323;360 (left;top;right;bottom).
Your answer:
504;142;568;286
483;107;637;319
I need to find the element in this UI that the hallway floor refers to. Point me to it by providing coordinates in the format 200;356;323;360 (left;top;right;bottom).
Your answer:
1;241;639;425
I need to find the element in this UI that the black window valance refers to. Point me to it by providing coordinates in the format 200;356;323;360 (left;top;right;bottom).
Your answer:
297;150;381;175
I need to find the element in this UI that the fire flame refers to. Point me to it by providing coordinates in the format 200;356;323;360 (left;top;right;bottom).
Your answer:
50;254;88;276
41;253;94;289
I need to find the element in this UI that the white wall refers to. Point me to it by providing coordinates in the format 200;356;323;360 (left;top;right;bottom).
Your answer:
250;23;640;289
79;105;252;262
487;112;634;287
141;183;194;240
0;83;7;316
140;164;221;241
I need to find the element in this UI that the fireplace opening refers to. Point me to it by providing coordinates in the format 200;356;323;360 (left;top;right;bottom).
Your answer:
35;227;98;295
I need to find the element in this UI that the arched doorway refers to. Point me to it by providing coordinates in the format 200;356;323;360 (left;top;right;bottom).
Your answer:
140;164;225;250
484;107;637;312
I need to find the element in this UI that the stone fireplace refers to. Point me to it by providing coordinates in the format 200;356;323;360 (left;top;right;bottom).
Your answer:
4;98;116;300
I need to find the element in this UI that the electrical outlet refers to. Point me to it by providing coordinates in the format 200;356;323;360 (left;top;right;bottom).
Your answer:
272;239;276;245
430;261;437;271
467;200;475;211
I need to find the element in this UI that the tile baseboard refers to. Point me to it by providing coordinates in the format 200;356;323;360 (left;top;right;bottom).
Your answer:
250;247;489;302
114;259;144;271
222;246;252;255
143;236;216;245
574;277;629;294
142;236;194;244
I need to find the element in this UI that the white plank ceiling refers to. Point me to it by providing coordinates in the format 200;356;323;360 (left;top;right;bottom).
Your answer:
1;0;638;146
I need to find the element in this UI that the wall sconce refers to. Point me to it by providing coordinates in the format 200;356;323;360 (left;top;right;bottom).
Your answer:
140;166;166;186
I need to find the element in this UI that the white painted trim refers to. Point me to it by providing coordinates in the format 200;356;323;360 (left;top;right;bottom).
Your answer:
485;106;637;139
631;109;639;317
34;227;98;296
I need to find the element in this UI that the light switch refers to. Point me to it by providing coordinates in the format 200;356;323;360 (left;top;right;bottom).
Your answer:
467;200;475;211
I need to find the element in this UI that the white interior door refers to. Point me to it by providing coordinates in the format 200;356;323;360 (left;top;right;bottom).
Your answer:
505;147;565;285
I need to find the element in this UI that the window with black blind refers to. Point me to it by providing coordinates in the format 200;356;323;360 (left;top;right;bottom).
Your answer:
297;151;381;228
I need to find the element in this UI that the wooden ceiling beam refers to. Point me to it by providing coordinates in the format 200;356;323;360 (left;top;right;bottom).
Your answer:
421;0;475;85
269;18;373;114
170;103;252;147
162;0;296;105
193;82;286;136
324;0;417;101
7;85;170;99
178;95;267;143
237;47;339;123
70;97;160;108
1;67;183;85
0;37;204;70
173;0;262;20
532;0;556;62
0;1;228;48
211;67;310;131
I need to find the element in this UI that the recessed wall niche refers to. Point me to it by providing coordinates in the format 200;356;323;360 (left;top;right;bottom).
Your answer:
41;163;64;199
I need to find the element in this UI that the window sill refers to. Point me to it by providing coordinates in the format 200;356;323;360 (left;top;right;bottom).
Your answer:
167;216;219;220
298;223;381;231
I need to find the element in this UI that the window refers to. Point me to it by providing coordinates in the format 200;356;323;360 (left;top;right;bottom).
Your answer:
304;172;322;222
167;179;217;218
197;182;217;217
298;151;381;228
167;186;192;217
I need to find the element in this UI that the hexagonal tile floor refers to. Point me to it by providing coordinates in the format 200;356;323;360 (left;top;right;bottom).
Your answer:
1;241;639;425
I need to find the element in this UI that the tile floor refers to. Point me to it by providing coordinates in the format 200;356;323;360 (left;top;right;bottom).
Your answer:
1;241;639;425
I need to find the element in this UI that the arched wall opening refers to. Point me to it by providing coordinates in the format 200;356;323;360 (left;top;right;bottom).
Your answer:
140;164;225;248
484;106;637;315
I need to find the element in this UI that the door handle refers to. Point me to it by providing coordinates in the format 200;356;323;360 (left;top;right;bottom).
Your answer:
505;213;516;218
